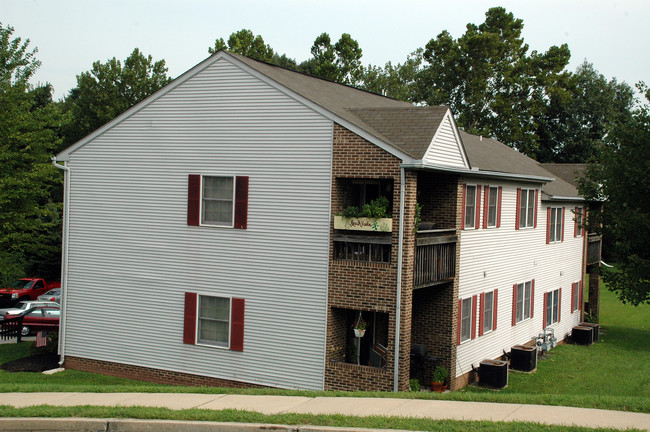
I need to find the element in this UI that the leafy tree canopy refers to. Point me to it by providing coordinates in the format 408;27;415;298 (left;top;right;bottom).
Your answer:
299;32;363;85
0;21;40;86
63;48;171;144
578;84;650;305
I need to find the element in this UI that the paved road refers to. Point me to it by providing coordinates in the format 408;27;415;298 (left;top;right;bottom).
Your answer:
0;392;648;431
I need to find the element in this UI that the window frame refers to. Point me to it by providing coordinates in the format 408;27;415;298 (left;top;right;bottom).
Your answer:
464;184;477;230
518;188;537;229
574;207;584;237
548;207;564;243
479;289;498;336
196;294;232;349
486;186;499;228
201;175;236;228
459;297;473;343
512;280;534;326
571;281;581;313
545;289;560;326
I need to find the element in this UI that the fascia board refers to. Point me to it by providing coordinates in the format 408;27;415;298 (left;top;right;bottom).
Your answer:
402;162;554;183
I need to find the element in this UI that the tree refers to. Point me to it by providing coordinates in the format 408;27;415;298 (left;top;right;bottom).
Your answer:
299;33;363;85
536;62;634;163
417;7;570;157
209;29;275;62
360;49;424;101
63;48;171;144
578;84;650;305
0;23;65;280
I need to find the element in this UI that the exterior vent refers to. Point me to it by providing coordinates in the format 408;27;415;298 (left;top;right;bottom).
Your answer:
510;345;537;372
579;322;599;342
479;359;508;389
572;326;594;345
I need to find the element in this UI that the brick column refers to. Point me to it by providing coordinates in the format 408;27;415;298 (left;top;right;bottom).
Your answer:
448;179;463;390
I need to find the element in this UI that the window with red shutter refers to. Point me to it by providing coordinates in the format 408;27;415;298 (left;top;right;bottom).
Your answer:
183;292;197;344
187;175;201;226
187;175;248;229
186;294;246;351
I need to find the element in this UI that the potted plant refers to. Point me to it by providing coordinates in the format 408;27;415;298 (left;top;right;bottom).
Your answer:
334;196;393;232
431;365;448;392
352;317;368;337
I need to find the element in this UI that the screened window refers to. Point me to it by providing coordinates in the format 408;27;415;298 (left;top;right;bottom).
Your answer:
483;291;494;333
519;189;536;228
487;186;498;227
202;176;234;226
460;297;473;343
198;295;231;347
546;289;560;326
516;281;532;323
549;207;563;243
464;185;477;229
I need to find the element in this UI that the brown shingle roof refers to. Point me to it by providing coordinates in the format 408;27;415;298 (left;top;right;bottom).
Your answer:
541;164;587;187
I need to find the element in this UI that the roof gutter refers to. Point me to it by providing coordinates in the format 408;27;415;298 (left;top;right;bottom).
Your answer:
401;162;554;183
543;194;586;202
393;166;406;392
51;156;70;366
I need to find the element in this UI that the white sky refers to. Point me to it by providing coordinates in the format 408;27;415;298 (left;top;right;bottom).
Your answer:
3;0;649;100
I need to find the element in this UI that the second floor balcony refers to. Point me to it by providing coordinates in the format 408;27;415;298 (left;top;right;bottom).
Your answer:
414;227;457;289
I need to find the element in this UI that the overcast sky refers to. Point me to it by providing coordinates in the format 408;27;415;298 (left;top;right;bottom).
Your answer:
3;0;649;100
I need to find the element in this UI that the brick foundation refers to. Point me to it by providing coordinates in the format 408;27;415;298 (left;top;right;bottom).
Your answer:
64;356;266;389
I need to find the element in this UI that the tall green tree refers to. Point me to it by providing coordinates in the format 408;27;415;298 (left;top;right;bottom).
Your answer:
578;85;650;306
63;48;171;144
208;29;298;70
536;62;634;163
0;23;65;281
360;49;424;101
299;33;363;85
417;7;570;157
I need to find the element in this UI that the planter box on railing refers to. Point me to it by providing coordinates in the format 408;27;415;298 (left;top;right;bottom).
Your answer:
334;216;392;232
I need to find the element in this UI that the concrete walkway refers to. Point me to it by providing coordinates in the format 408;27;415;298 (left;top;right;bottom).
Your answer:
0;392;648;431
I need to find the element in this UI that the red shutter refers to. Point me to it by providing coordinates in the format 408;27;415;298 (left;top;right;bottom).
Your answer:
187;175;201;226
574;207;579;237
493;289;498;331
561;207;565;242
530;279;535;319
515;188;521;230
475;186;482;229
478;293;485;336
457;299;463;345
546;207;552;244
543;293;548;329
482;187;489;229
461;185;467;230
511;283;518;326
230;298;245;351
471;295;477;339
234;176;249;229
571;283;576;313
558;288;562;323
534;189;539;228
496;186;503;228
183;292;197;344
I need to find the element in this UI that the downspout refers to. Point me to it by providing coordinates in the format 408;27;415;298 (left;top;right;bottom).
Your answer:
52;156;70;366
393;166;406;392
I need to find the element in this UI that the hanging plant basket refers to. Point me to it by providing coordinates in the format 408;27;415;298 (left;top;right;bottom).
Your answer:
354;328;366;337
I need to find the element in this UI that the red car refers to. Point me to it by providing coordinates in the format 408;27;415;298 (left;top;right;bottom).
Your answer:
20;306;60;336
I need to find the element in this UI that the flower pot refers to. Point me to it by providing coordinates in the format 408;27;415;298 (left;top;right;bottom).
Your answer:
354;328;366;337
431;381;447;392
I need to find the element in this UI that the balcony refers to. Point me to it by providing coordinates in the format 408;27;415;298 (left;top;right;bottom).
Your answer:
587;234;602;266
414;229;457;288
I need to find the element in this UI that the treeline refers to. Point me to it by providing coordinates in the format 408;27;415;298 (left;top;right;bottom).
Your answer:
0;8;647;304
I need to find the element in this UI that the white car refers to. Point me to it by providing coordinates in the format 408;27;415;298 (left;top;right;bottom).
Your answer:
0;300;60;320
37;288;61;304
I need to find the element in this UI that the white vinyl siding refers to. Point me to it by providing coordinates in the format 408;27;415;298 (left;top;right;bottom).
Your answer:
457;182;584;378
423;113;469;168
62;57;333;390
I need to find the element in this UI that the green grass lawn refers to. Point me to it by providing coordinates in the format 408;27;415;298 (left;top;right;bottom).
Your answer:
0;283;648;419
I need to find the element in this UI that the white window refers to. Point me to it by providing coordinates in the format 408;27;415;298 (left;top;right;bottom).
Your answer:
519;189;536;228
197;295;231;347
460;297;473;343
464;185;477;229
202;176;234;227
546;289;560;326
575;207;584;237
487;186;498;227
572;282;580;313
515;281;533;323
483;291;494;333
549;207;563;243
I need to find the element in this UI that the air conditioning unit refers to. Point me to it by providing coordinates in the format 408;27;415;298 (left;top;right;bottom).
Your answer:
479;359;508;389
572;326;594;345
579;322;599;342
510;345;537;372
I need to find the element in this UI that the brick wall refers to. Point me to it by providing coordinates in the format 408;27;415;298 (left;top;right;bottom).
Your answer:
65;356;266;389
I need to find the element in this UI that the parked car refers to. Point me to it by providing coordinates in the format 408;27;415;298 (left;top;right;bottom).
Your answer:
0;278;61;307
0;300;60;320
37;288;61;304
19;305;60;336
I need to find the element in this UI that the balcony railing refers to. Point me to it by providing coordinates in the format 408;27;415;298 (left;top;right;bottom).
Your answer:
587;234;602;265
414;229;457;288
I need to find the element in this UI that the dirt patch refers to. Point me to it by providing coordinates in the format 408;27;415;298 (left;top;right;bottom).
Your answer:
1;353;59;372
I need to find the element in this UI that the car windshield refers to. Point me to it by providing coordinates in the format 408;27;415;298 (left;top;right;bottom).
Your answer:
15;302;31;310
11;280;33;289
43;289;60;296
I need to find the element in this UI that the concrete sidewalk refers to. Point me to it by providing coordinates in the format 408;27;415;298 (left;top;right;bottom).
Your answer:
0;392;648;431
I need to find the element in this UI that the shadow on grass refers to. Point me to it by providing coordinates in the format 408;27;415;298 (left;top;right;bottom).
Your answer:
601;326;650;352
